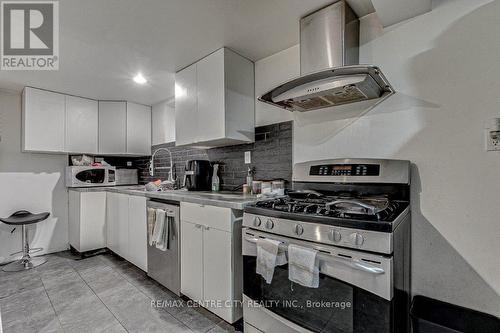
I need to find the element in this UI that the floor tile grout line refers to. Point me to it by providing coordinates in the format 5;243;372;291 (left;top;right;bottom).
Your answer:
39;274;66;332
72;267;131;333
96;254;197;332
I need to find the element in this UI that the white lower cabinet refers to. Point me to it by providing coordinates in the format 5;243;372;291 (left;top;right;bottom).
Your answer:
180;202;243;323
106;192;129;258
180;220;204;302
127;196;148;271
68;190;106;252
203;227;233;320
106;192;147;271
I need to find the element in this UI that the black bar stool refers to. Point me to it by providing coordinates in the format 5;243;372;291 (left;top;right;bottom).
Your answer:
0;210;50;271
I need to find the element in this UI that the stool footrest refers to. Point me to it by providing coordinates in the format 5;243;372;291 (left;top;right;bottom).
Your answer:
9;247;44;256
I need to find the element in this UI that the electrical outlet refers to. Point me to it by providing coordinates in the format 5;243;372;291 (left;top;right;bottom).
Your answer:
245;151;251;164
485;118;500;151
486;130;500;151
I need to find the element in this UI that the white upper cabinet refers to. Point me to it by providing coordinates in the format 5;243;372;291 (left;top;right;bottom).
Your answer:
126;102;151;155
98;101;127;155
22;87;153;156
175;63;198;146
22;87;66;153
197;50;225;143
175;48;255;147
152;100;175;145
66;96;98;154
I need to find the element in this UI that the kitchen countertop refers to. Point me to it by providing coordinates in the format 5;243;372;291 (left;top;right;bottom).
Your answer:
68;185;260;210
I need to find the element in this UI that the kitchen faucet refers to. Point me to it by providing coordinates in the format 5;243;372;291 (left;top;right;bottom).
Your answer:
149;147;174;182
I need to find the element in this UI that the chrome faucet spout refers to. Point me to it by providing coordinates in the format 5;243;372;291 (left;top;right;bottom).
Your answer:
150;147;174;182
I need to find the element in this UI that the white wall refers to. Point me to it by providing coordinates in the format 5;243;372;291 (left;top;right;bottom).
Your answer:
0;90;68;263
152;99;175;145
255;0;500;316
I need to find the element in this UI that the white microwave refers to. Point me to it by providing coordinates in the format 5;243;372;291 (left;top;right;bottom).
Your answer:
65;166;116;187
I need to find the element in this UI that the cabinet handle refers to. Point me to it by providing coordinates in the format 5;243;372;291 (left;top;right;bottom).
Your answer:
204;226;210;230
194;224;202;229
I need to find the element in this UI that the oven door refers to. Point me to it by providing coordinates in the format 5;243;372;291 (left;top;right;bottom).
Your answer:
75;168;106;184
242;227;395;333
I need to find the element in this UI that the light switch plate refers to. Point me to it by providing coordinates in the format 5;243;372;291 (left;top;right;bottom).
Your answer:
245;151;251;164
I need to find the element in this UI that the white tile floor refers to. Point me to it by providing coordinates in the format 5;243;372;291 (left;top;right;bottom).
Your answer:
0;252;240;333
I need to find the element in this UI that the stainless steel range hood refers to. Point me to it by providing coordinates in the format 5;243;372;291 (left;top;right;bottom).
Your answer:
259;1;394;112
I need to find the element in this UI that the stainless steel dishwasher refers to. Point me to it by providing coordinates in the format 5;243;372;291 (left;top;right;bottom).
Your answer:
146;199;181;296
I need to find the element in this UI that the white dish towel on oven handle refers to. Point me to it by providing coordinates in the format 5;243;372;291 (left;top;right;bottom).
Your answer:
256;238;287;284
288;244;319;288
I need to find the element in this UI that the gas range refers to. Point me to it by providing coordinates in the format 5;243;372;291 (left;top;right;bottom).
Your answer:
242;158;412;333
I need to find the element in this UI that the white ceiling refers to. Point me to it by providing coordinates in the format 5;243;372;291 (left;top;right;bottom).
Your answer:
0;0;377;105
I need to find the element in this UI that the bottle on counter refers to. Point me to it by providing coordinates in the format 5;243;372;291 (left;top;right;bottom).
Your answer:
212;163;220;192
246;167;254;186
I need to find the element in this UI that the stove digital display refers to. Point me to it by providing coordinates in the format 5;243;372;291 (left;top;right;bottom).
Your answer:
309;164;380;176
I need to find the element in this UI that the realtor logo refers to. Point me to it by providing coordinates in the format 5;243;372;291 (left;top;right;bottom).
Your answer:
1;1;59;70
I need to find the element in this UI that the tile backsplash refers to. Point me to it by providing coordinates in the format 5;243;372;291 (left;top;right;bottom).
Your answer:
135;121;293;191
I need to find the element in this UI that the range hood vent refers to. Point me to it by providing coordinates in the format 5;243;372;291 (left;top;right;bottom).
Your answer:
259;1;394;112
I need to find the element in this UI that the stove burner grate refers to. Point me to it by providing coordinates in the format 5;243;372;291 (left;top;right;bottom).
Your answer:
254;195;406;222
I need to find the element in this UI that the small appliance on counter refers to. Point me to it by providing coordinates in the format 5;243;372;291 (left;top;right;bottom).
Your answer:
65;166;116;187
115;168;138;186
183;160;212;191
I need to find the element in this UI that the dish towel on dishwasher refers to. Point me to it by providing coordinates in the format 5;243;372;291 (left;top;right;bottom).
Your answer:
147;208;156;246
288;244;319;288
256;238;287;284
152;209;169;251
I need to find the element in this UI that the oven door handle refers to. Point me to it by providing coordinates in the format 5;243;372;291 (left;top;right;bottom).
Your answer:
244;236;385;275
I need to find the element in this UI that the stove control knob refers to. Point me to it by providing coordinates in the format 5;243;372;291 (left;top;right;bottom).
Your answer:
294;224;304;236
329;230;342;243
253;217;262;227
349;232;364;246
265;219;275;229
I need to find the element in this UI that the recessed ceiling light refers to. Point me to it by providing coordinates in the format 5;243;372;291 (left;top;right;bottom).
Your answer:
133;73;147;84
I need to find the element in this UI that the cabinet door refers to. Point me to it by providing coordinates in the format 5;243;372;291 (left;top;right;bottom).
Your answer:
65;96;98;153
106;192;129;258
175;64;198;146
196;49;225;143
152;101;175;145
22;87;66;152
116;194;130;258
68;191;81;251
181;220;203;301
99;101;126;154
80;192;106;252
128;196;147;271
106;192;119;253
203;227;232;321
126;102;151;155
